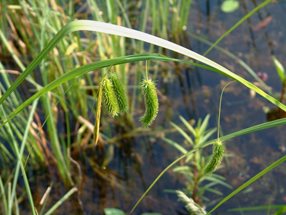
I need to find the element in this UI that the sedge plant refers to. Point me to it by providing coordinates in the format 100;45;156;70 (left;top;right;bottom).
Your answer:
164;115;230;206
163;82;232;213
0;0;286;214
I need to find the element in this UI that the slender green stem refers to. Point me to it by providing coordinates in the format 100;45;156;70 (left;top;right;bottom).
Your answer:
145;61;149;80
9;100;38;215
0;104;38;215
217;82;234;139
0;177;8;214
129;152;193;214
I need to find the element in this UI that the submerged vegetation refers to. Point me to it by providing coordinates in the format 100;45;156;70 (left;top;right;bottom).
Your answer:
0;0;286;214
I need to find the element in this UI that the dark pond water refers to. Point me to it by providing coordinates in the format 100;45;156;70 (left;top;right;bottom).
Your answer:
15;1;286;215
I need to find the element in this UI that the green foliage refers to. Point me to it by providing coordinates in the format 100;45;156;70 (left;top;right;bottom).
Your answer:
164;115;229;207
0;55;174;128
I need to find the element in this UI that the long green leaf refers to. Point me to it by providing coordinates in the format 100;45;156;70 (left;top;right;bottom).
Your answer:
219;118;286;143
170;122;194;146
9;100;38;215
0;19;285;114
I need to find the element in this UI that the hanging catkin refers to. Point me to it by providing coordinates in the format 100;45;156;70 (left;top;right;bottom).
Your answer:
204;140;224;174
101;77;120;117
140;79;159;127
109;73;128;113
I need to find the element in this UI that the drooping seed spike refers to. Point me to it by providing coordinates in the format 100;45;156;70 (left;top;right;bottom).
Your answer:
109;73;128;113
140;79;159;127
101;77;120;117
204;140;224;174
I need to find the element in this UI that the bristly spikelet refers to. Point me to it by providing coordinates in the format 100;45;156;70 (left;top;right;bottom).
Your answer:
140;79;159;127
204;140;224;174
109;73;128;113
101;77;119;117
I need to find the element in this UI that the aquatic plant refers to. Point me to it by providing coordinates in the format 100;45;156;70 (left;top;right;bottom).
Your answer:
164;115;230;206
0;0;285;214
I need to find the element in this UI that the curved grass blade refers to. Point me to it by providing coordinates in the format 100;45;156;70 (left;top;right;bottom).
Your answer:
219;117;286;143
9;100;38;215
0;54;177;126
43;187;78;215
0;19;285;114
